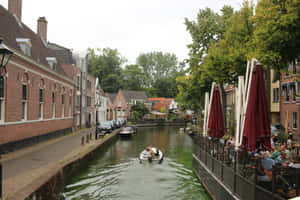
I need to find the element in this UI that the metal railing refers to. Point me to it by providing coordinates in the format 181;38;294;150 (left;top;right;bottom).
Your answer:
193;135;299;200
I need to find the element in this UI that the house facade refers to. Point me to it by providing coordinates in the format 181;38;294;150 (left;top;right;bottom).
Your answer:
107;93;116;120
95;78;108;124
0;1;75;152
270;69;280;124
280;61;300;141
113;90;150;119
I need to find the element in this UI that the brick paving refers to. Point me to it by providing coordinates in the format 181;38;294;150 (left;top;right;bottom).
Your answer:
1;128;119;200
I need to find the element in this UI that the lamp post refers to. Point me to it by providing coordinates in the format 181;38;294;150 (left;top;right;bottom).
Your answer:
0;37;13;199
0;37;13;75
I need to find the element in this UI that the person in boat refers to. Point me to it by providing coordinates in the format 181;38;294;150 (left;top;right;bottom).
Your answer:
155;148;159;157
146;144;155;158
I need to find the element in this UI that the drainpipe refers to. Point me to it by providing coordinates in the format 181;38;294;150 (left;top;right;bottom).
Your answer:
80;71;82;129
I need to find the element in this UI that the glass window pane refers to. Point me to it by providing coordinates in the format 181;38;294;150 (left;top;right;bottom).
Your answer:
0;76;4;98
22;85;27;100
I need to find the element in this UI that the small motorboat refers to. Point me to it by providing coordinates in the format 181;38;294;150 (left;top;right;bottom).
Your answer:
119;127;134;136
139;147;164;164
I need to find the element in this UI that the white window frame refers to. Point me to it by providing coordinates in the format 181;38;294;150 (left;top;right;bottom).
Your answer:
52;92;56;118
22;84;28;121
69;95;72;116
62;94;65;117
39;88;44;119
16;38;32;56
0;75;5;123
292;112;298;129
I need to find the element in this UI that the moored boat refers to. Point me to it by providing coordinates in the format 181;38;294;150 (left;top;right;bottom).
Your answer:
119;127;135;136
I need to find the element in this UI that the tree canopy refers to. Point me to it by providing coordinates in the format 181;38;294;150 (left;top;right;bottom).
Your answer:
88;48;125;93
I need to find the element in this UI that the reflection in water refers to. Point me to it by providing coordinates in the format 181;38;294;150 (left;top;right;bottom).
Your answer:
61;127;211;200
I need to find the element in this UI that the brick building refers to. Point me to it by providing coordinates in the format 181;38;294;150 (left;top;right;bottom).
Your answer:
113;89;150;120
107;93;117;120
280;61;300;141
0;1;75;152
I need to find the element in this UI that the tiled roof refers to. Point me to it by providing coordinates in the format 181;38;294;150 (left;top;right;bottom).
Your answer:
107;93;117;102
47;42;74;65
0;5;66;76
122;90;148;102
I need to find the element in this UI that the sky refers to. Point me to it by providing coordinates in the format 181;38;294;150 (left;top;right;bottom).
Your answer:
0;0;245;64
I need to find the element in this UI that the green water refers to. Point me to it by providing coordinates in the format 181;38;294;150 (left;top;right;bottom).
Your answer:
61;126;211;200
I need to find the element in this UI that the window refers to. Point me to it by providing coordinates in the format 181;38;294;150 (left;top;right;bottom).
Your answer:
46;57;57;71
0;76;5;122
76;76;80;90
292;84;296;102
285;87;290;102
62;94;65;117
39;88;43;119
69;95;72;116
118;100;122;107
87;80;91;89
292;61;297;74
273;88;279;102
298;82;300;93
52;92;56;118
292;112;297;129
87;96;91;107
22;84;28;120
16;38;31;56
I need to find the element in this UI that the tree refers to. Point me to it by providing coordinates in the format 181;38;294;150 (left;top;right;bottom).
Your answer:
130;102;149;120
201;1;254;129
121;65;145;90
88;48;125;93
252;0;300;70
136;51;183;87
177;6;235;112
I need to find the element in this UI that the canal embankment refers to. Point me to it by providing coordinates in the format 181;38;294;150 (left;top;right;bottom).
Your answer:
2;127;120;200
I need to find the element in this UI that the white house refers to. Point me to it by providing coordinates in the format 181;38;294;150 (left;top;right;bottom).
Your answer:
95;78;108;124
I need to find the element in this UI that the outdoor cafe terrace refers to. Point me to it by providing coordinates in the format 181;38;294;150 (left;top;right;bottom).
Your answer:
193;135;300;200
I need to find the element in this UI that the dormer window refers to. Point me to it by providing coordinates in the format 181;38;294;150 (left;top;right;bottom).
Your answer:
16;38;32;56
46;57;57;71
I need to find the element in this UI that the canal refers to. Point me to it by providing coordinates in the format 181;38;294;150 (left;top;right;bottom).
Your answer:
60;126;211;200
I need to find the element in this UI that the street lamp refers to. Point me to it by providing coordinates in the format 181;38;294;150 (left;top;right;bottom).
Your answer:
0;37;13;74
0;37;13;199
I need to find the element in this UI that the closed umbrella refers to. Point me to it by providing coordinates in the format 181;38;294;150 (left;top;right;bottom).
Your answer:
207;86;225;138
242;64;271;151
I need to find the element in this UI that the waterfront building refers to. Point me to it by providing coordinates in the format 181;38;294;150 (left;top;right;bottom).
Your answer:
0;0;75;152
106;93;117;120
95;78;108;124
271;69;281;124
47;43;82;130
280;60;300;141
113;89;150;120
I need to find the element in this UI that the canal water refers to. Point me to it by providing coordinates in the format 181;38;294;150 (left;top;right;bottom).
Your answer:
61;126;211;200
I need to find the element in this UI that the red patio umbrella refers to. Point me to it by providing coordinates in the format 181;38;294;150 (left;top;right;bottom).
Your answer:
242;64;271;151
208;86;225;138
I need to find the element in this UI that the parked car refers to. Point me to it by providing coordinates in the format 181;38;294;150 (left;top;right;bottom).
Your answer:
98;121;113;134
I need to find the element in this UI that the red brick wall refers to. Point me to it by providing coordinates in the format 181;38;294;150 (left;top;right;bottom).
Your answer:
280;65;300;141
0;55;74;145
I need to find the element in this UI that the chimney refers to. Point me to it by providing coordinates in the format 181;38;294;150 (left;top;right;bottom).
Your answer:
8;0;22;21
37;17;48;43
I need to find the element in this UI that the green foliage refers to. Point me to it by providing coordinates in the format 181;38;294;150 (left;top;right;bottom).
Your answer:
277;132;287;144
252;0;300;70
137;52;182;86
121;65;145;90
130;102;149;120
88;48;125;93
160;107;166;113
